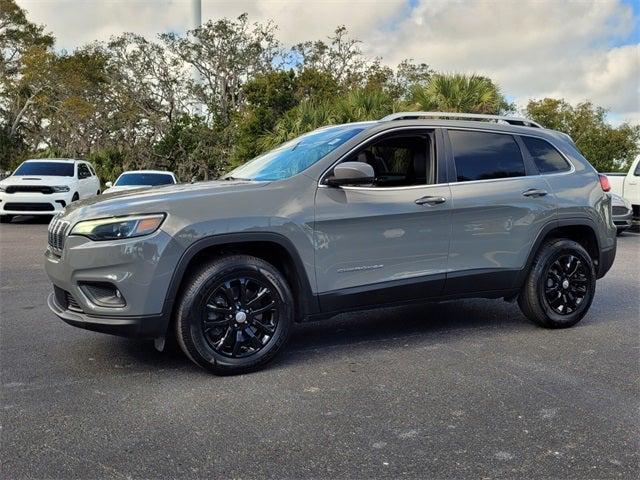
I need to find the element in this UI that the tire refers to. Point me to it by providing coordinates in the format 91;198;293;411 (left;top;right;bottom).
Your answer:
518;239;596;329
175;254;294;375
0;215;13;223
71;193;79;202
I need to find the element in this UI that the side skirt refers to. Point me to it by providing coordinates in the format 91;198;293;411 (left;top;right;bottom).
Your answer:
309;269;522;322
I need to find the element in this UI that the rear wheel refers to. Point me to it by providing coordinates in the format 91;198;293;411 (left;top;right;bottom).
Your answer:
175;254;294;375
518;239;596;328
0;215;13;223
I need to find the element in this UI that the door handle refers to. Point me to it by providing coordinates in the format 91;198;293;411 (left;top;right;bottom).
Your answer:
415;196;447;206
522;188;548;198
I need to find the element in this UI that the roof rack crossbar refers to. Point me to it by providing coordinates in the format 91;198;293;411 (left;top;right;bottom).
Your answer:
380;111;543;128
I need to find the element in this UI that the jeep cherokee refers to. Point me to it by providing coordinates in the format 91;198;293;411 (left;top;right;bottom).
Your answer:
44;112;617;374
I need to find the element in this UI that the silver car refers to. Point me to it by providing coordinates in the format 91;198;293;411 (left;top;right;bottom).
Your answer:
44;112;617;374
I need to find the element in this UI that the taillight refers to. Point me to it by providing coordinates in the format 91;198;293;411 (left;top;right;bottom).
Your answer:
598;174;611;192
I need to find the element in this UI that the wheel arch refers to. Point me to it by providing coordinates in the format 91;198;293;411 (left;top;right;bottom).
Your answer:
518;218;603;286
162;233;319;329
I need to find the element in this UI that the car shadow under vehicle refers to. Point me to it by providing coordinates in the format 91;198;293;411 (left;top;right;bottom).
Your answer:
115;298;531;374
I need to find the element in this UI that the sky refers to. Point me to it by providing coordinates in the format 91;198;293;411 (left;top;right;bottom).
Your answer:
16;0;640;124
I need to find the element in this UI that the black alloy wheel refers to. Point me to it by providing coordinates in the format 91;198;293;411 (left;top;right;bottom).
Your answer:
202;275;279;358
175;254;294;374
518;239;596;328
542;254;590;315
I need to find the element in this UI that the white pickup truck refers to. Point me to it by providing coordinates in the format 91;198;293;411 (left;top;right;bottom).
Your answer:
606;156;640;218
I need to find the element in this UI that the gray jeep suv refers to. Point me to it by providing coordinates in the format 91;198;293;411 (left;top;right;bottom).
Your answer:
45;112;617;374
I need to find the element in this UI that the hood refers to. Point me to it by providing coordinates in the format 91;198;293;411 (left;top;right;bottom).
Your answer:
61;179;270;221
0;175;73;187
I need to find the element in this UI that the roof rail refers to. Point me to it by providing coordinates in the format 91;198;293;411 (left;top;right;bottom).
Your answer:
380;111;543;128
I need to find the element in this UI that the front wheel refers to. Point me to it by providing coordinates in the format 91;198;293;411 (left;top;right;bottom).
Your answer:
518;239;596;328
175;254;294;375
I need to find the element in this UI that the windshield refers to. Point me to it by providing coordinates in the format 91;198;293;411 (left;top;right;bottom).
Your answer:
225;125;366;181
115;173;175;186
14;162;74;177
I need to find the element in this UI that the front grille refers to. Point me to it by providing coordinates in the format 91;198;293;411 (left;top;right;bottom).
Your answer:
4;202;54;211
48;215;70;255
612;206;629;215
5;185;54;194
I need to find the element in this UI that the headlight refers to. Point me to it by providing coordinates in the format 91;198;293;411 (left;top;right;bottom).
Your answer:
52;186;70;192
0;186;6;192
70;213;165;241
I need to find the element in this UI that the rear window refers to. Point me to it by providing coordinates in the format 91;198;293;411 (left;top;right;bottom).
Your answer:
521;136;570;174
115;173;175;186
14;162;74;177
449;130;525;182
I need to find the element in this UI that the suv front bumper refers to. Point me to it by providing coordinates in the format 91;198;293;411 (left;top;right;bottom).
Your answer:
44;228;182;338
48;290;166;337
0;191;73;215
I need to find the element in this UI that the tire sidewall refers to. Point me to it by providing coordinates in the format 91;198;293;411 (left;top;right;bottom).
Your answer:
535;241;596;326
180;259;293;372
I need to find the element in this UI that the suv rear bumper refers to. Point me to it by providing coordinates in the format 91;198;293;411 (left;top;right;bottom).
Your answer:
47;291;166;338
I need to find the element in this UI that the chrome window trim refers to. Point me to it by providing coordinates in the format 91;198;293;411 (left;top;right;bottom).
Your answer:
317;126;440;188
317;125;575;191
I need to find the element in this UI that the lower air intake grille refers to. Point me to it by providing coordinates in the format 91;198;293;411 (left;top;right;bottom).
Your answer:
4;202;54;211
65;292;83;312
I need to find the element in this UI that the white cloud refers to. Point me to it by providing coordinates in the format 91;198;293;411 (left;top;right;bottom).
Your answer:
368;0;639;118
16;0;639;121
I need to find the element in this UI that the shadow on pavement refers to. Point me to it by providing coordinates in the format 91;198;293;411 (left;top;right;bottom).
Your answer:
2;215;53;225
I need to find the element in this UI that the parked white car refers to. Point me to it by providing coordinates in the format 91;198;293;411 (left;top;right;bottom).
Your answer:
103;170;178;194
605;156;640;217
0;159;100;222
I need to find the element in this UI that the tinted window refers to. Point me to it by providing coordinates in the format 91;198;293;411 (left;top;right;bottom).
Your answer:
78;164;91;178
344;134;433;187
521;136;570;174
449;130;525;182
14;162;74;177
115;173;175;186
634;161;640;176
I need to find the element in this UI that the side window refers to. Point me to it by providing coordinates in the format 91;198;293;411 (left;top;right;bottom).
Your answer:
346;133;434;187
449;130;525;182
634;161;640;177
77;164;91;179
520;136;570;174
87;164;96;176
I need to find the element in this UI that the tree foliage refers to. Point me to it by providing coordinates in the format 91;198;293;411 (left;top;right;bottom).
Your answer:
0;0;636;179
525;98;640;172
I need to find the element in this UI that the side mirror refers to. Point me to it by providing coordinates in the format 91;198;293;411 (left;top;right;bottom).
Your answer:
105;181;113;188
326;161;375;187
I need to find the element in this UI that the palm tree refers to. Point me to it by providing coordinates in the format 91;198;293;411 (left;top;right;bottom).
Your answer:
407;73;507;114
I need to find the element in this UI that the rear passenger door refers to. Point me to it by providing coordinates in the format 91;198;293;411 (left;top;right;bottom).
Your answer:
444;129;556;294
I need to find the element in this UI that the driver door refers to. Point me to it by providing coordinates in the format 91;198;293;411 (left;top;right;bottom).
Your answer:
313;128;452;312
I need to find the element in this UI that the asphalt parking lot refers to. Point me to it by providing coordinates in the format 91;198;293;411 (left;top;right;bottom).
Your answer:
1;217;639;479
